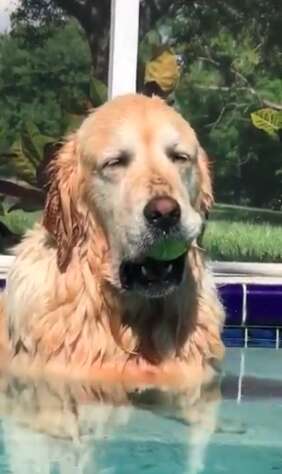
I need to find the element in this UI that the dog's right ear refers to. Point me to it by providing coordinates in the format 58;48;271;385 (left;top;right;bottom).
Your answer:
198;147;214;215
43;136;84;272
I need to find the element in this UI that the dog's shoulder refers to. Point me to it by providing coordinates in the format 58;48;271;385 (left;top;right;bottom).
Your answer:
4;223;58;331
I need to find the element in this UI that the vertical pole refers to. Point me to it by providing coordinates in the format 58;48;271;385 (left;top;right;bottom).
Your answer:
108;0;140;100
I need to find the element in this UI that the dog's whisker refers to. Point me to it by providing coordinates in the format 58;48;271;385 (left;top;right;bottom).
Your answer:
167;263;173;273
141;265;148;277
192;243;206;253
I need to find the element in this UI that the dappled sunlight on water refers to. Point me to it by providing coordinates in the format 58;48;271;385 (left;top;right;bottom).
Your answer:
0;350;281;473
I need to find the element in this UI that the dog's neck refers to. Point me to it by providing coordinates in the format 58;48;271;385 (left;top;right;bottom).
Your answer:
114;273;197;364
95;246;224;370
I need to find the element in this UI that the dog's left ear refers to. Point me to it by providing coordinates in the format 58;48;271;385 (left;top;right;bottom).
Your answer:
43;135;84;272
198;147;214;214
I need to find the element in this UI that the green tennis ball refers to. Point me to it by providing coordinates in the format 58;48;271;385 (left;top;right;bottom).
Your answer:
147;239;188;261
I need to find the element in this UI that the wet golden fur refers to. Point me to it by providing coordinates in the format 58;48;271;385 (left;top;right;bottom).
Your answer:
0;94;225;385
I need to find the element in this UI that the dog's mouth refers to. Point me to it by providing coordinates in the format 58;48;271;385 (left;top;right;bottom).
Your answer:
119;253;186;298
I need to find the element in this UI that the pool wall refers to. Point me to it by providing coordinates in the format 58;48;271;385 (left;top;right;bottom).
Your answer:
220;283;282;348
1;274;282;349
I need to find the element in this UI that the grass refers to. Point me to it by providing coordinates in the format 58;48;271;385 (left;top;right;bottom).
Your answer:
204;203;282;262
204;220;282;262
210;203;282;226
0;203;282;262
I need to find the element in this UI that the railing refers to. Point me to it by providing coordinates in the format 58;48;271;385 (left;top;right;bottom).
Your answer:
213;262;282;284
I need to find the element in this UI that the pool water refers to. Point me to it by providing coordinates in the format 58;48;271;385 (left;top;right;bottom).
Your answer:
0;348;281;474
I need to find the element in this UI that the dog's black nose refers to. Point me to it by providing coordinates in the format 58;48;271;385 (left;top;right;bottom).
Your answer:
144;197;181;229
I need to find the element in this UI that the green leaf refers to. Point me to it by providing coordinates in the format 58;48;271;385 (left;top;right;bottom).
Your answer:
61;112;85;134
21;121;54;167
0;137;37;185
8;197;44;212
139;29;162;64
0;129;11;154
250;108;282;138
138;27;172;65
89;77;107;107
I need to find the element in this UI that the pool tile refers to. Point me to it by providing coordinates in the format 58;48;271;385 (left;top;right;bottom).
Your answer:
222;327;245;347
279;330;282;349
247;328;276;348
219;284;243;326
246;284;282;326
243;347;282;379
223;347;243;374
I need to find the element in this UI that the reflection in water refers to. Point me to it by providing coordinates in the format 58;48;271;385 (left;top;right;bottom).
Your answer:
0;371;222;474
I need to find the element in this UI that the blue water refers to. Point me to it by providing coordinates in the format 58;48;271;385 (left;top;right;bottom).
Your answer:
0;349;281;473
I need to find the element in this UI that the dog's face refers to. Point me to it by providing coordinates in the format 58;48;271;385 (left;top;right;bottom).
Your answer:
78;95;211;297
44;95;212;298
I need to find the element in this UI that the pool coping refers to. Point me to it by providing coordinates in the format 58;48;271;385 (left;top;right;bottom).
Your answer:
1;256;282;279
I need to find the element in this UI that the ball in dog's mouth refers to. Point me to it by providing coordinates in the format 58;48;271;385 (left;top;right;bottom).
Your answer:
119;239;188;297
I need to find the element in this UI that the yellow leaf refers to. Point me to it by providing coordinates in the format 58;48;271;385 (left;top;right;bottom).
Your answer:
144;49;182;94
250;108;282;137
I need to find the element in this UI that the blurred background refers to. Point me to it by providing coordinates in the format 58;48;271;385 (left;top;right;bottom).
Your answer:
0;0;281;262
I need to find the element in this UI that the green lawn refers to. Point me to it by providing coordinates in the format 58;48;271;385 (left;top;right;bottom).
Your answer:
210;203;282;226
204;220;282;262
1;204;282;262
204;203;282;262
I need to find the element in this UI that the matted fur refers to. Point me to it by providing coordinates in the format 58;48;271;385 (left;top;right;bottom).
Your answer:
0;94;225;385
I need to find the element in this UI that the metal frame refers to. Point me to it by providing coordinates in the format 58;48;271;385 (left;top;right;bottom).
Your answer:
108;0;140;99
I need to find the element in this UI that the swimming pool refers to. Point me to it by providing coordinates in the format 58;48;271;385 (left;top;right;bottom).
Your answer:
0;348;281;474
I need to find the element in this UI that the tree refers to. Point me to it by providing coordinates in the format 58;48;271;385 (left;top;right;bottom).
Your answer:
0;20;93;216
11;0;188;81
170;0;282;205
0;20;91;141
6;0;282;209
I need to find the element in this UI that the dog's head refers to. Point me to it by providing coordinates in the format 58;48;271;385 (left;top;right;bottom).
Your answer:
43;94;213;298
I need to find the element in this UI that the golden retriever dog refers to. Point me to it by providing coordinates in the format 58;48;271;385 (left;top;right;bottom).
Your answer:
0;94;225;386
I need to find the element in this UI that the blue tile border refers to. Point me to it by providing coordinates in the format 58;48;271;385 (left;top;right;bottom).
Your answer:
222;328;245;348
219;284;243;326
219;283;282;326
246;284;282;326
247;327;277;348
220;282;282;347
223;327;282;349
1;278;282;348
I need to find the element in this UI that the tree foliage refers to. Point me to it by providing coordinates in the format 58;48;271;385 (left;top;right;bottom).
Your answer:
0;20;108;214
0;0;281;217
251;109;282;140
169;0;282;206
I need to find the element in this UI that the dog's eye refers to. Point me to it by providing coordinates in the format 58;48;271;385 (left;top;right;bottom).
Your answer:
105;158;123;168
168;150;192;163
103;152;130;169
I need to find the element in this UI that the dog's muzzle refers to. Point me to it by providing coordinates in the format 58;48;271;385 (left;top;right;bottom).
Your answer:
119;253;186;298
